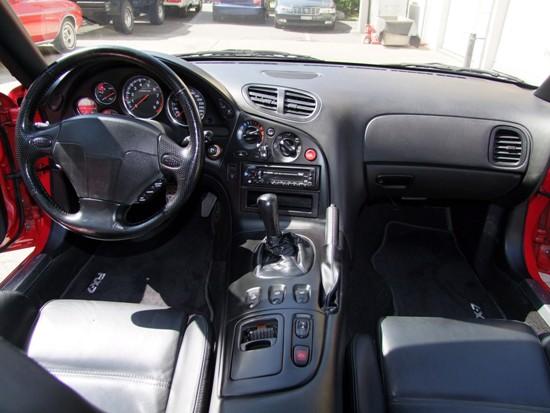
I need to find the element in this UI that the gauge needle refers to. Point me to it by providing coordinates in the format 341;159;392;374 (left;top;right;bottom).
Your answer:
132;94;150;110
103;92;116;100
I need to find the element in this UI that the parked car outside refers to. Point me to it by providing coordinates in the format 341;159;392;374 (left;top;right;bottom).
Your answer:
72;0;165;34
8;0;83;52
274;0;335;29
164;0;202;17
212;0;266;22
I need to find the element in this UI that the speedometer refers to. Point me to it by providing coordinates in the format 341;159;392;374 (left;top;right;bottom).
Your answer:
122;75;164;120
166;88;206;126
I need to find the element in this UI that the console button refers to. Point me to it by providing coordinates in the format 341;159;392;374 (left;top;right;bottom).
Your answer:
245;287;261;308
268;284;286;305
294;317;311;338
293;345;310;367
293;284;311;304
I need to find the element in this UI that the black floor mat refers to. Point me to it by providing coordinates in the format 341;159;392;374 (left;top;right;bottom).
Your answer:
62;211;213;316
372;222;503;319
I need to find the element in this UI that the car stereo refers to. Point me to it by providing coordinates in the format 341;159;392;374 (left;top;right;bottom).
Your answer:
241;164;319;190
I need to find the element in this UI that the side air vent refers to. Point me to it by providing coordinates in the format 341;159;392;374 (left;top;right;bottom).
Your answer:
490;127;526;166
246;85;278;111
283;89;317;117
243;84;321;121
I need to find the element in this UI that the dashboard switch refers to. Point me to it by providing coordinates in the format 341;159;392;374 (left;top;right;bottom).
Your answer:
304;148;317;161
293;345;310;367
268;284;286;305
293;284;311;304
294;317;311;339
245;287;261;309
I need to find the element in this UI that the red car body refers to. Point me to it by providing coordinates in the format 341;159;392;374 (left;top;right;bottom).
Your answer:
8;0;83;47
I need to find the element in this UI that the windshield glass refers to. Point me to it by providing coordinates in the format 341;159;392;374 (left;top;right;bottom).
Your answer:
1;0;549;91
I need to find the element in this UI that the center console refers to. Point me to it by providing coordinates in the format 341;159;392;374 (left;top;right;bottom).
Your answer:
209;115;342;413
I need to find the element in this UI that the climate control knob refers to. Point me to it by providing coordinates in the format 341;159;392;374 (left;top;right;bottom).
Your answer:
275;132;302;161
237;119;265;148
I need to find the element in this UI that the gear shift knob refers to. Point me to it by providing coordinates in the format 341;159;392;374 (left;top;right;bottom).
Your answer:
257;193;282;246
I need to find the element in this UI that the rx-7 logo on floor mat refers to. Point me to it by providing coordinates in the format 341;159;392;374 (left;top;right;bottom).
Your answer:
470;303;485;319
87;272;106;294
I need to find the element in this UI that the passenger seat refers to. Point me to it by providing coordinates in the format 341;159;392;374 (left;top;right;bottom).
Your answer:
349;317;550;413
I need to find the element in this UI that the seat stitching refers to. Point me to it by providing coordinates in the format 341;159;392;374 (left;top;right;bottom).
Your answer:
46;368;170;387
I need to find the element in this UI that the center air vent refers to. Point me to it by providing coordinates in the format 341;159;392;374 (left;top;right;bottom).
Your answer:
283;89;317;117
246;85;278;111
490;127;526;166
244;84;320;120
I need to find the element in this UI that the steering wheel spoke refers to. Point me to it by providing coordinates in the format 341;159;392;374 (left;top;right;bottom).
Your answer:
68;198;129;236
24;123;61;157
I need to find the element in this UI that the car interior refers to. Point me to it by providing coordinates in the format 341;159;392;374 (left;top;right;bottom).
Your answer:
2;2;550;413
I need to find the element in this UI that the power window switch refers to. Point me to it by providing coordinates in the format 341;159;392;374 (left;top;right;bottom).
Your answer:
245;287;261;309
268;284;286;305
293;345;310;367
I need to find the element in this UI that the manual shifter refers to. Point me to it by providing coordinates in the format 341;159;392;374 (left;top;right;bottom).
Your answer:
255;193;313;277
257;193;296;257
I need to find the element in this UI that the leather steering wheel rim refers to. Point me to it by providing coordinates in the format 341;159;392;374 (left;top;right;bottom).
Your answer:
16;47;204;240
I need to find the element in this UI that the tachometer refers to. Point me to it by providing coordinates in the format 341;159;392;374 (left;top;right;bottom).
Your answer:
122;75;164;120
166;88;206;126
94;82;117;105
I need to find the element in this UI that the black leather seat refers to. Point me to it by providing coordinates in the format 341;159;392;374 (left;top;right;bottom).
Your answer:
0;297;211;413
349;317;550;413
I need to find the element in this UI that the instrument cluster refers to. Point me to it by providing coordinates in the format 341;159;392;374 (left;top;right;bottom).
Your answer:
74;74;207;126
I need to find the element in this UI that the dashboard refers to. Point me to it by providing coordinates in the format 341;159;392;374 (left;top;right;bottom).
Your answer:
40;54;550;236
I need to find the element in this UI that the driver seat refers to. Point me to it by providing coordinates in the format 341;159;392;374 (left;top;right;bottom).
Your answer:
0;297;212;413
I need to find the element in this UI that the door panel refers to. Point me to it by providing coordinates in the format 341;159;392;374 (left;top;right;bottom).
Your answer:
0;89;51;286
524;169;550;291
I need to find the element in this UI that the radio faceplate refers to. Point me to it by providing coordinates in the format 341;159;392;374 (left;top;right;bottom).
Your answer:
242;164;320;190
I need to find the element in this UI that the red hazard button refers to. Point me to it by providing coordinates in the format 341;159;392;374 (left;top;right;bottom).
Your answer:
293;345;310;367
304;148;317;161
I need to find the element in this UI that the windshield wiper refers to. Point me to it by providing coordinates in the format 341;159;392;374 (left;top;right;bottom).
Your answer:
389;62;535;88
179;49;320;62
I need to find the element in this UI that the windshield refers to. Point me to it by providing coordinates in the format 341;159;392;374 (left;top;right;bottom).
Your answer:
1;0;549;91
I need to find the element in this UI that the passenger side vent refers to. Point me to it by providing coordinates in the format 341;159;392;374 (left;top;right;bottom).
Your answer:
243;84;320;120
282;89;317;118
246;85;278;111
490;127;526;166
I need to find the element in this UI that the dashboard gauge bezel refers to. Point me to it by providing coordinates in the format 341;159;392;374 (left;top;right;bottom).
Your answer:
94;82;117;106
75;97;98;115
122;75;164;120
166;88;206;127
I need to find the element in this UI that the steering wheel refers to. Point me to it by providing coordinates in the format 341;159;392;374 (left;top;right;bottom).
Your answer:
16;47;204;240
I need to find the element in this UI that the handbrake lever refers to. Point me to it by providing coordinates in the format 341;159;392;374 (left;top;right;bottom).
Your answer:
321;204;341;311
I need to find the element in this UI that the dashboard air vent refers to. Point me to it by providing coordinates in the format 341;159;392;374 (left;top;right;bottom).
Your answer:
243;84;321;120
246;85;278;111
491;127;525;166
283;89;317;117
